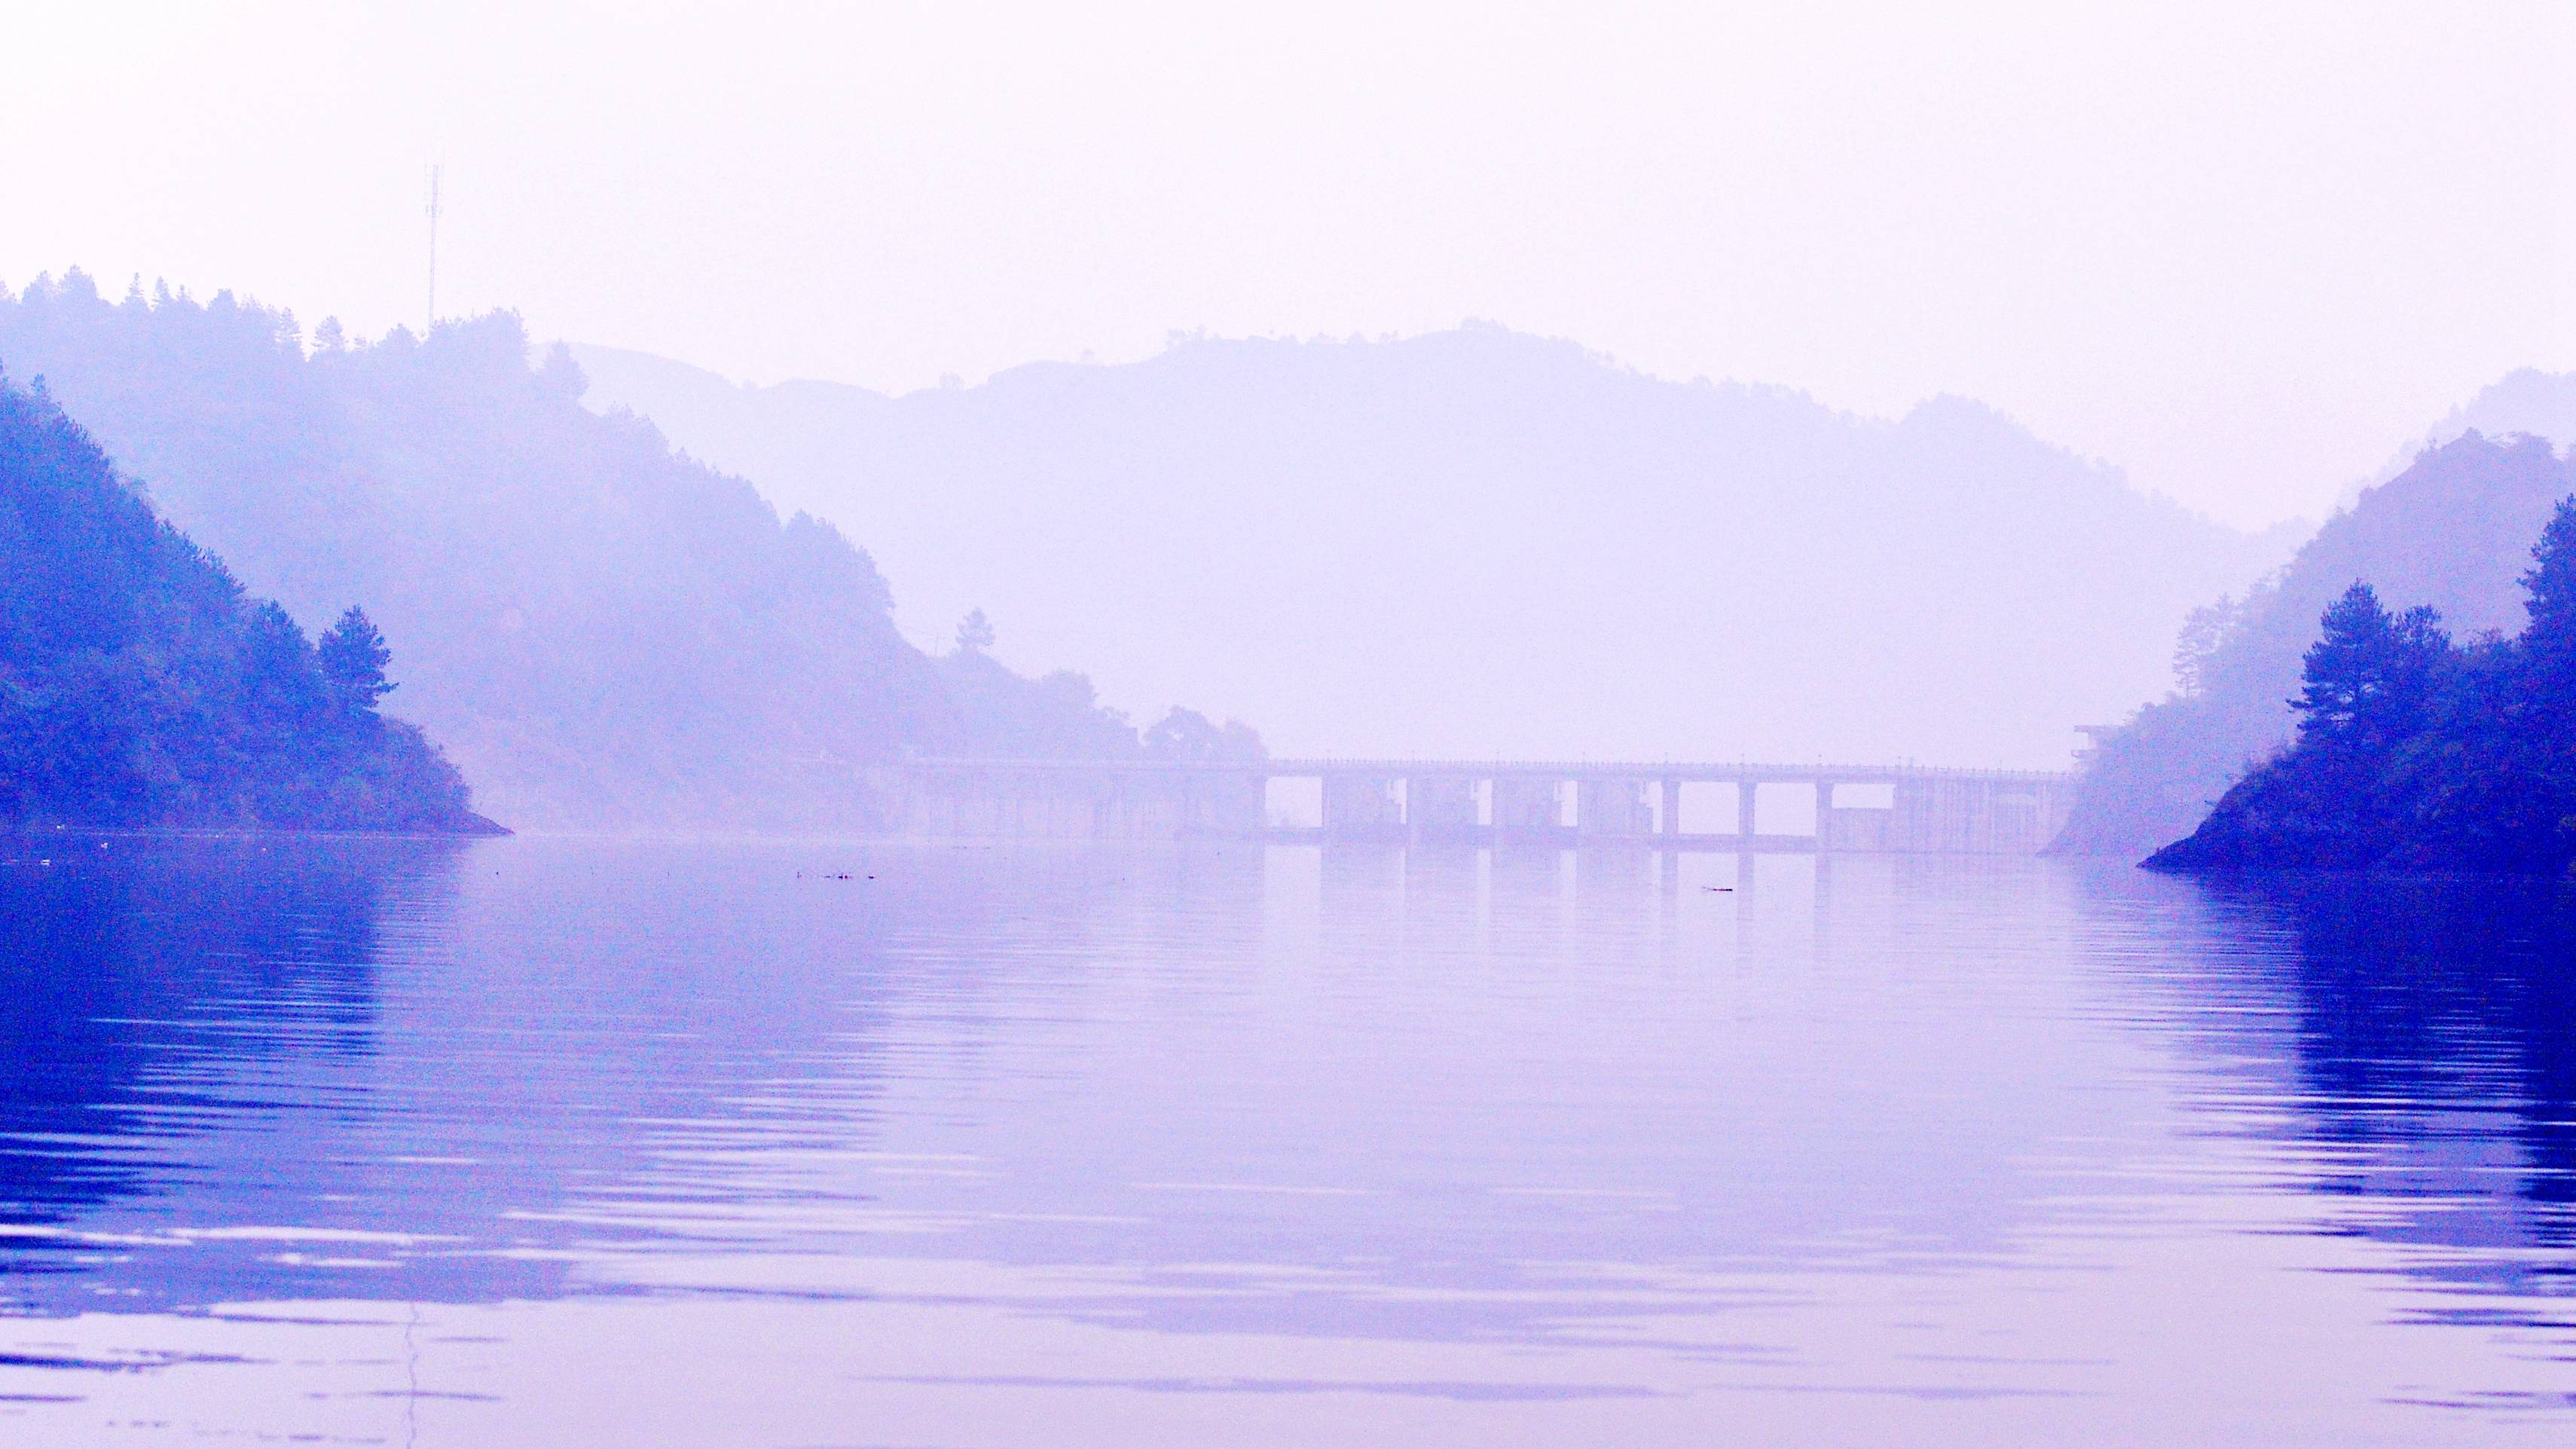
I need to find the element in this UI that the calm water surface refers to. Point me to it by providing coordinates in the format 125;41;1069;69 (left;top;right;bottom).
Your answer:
2;835;2573;1445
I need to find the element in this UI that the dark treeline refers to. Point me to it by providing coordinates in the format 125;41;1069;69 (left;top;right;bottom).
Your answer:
2149;498;2576;873
2056;433;2574;856
0;378;493;832
0;272;1257;830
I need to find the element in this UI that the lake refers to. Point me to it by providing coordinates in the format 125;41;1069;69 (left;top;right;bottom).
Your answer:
2;834;2572;1445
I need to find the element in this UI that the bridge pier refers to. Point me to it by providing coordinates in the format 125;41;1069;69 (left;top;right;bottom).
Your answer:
1406;775;1479;842
863;758;2076;854
1492;777;1561;841
1322;774;1401;836
1577;778;1653;841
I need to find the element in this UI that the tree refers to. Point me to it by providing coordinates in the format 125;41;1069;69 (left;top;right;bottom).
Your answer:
1143;708;1223;762
954;607;995;654
0;382;485;832
2171;592;2248;699
2150;585;2453;872
318;605;395;714
2519;496;2576;661
2509;495;2576;856
2290;583;2447;753
2147;499;2576;874
1142;707;1265;763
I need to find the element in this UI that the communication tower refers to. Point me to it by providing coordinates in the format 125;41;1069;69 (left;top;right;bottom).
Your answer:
425;163;442;329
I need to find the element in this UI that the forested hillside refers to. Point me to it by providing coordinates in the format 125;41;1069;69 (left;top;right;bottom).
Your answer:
2148;498;2576;874
2055;433;2572;855
577;328;2293;766
0;377;491;833
0;272;1207;830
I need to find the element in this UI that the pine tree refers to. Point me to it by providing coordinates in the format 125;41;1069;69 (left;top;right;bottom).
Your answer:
2516;496;2576;673
2;383;484;832
2512;495;2576;861
2291;583;2446;751
317;605;396;714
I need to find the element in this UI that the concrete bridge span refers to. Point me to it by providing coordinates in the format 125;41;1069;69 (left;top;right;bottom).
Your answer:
863;758;2076;855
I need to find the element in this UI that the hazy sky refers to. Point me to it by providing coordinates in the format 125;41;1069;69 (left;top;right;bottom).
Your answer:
5;2;2571;527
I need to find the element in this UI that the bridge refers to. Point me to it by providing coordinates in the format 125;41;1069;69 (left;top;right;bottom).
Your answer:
863;758;2076;855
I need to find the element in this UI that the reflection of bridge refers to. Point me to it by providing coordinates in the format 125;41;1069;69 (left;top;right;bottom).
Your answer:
866;758;2076;854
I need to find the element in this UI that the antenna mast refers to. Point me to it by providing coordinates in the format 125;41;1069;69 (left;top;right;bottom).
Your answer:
425;163;442;329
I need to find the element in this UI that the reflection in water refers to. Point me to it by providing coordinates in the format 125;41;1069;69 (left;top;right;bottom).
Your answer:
0;835;445;1230
0;838;2571;1444
2138;873;2576;1301
0;835;552;1320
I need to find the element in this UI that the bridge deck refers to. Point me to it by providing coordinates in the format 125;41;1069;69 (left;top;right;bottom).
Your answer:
885;757;2070;784
862;757;2078;854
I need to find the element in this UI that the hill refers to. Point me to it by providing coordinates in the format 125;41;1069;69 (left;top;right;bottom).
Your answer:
575;327;2291;766
2147;499;2576;875
2367;368;2576;490
0;273;1199;830
2056;433;2574;856
0;376;492;833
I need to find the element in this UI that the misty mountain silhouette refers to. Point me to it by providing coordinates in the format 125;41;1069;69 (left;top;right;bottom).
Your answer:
0;377;490;833
577;326;2291;767
2059;431;2574;856
2351;368;2576;504
0;273;1209;830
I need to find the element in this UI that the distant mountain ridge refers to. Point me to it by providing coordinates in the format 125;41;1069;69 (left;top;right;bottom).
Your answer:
576;327;2293;767
2330;368;2576;512
2421;368;2576;448
0;272;1223;831
2055;432;2574;856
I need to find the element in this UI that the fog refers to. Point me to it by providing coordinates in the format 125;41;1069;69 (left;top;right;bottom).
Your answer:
20;10;2576;1440
5;2;2576;815
6;2;2574;528
0;284;1257;831
577;329;2291;766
